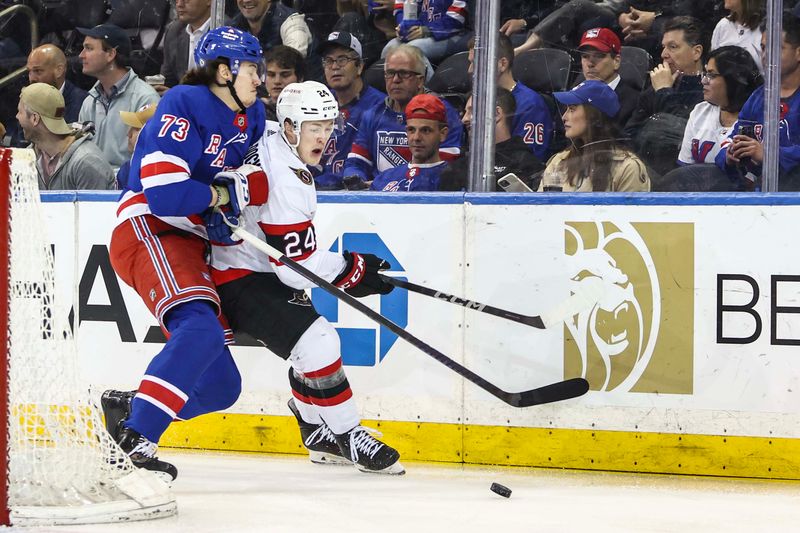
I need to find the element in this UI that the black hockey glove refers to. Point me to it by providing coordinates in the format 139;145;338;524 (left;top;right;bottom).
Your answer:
333;251;394;298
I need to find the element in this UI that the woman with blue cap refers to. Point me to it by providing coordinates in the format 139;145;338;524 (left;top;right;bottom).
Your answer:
538;80;650;192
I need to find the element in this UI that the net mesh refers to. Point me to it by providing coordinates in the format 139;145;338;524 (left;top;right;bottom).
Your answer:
5;148;174;523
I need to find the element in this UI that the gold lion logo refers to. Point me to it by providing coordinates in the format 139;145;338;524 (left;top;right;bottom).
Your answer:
564;221;694;394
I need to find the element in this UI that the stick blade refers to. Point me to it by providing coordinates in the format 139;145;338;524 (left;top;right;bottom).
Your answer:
510;377;590;407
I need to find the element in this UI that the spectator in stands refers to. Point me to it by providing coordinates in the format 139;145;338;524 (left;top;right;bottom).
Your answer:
440;89;545;191
371;94;448;191
77;24;160;169
17;83;115;190
116;103;157;190
500;1;561;46
315;32;385;189
381;0;470;64
514;0;718;60
576;28;639;128
333;0;391;65
158;0;213;92
657;46;761;191
342;44;462;186
624;16;705;177
467;34;553;161
717;14;800;190
711;0;763;73
233;0;313;57
26;44;87;124
263;45;305;121
538;80;649;192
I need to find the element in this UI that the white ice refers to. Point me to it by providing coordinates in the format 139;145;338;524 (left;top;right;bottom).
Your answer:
15;450;800;533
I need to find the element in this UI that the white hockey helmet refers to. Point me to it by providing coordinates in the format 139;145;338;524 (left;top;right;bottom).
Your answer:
276;81;340;151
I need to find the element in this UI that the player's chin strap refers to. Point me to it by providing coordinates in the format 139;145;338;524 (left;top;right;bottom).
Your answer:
225;79;247;114
280;122;302;158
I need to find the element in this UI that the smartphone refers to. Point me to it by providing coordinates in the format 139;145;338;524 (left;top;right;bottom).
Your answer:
738;123;756;138
497;173;533;192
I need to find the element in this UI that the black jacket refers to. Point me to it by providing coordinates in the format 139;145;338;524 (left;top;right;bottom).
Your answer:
63;80;88;124
623;74;704;139
438;136;545;191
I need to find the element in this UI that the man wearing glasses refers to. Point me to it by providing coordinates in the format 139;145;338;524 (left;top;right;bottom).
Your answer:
342;44;462;187
314;32;386;189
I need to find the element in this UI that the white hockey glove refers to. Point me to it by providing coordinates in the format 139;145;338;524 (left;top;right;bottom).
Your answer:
211;164;268;223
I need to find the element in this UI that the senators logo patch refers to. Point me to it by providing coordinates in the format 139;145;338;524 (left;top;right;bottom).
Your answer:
290;166;314;185
288;291;312;306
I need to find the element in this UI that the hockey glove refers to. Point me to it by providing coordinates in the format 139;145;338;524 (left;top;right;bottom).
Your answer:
212;164;269;223
202;207;240;246
342;175;369;190
333;251;394;298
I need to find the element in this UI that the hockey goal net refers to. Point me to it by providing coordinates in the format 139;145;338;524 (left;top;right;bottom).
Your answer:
0;147;176;526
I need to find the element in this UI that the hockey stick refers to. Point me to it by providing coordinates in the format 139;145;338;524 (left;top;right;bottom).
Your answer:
378;275;604;329
222;221;589;407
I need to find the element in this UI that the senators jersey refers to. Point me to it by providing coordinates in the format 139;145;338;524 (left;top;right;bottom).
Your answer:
370;161;447;191
210;123;346;290
116;84;266;237
343;95;462;181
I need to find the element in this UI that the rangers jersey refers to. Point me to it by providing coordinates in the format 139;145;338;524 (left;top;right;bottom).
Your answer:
116;84;266;237
343;96;462;181
677;101;732;165
393;0;467;40
210;123;346;290
314;84;387;189
512;82;554;160
370;161;447;191
716;85;800;175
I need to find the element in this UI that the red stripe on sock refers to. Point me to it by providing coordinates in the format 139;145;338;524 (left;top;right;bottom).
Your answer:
312;387;353;407
139;379;186;414
303;358;343;380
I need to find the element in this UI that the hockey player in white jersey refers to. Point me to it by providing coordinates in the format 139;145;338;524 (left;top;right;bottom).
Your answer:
205;81;404;475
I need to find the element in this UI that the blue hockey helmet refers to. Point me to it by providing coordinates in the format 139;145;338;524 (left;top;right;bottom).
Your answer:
194;26;263;76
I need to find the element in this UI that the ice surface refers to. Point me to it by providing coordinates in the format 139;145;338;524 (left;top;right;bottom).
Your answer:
18;450;800;532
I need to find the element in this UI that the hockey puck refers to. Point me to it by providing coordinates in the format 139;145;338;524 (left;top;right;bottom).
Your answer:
490;482;512;498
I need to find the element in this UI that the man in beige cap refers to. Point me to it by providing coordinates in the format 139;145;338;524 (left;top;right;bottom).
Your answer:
116;103;156;189
17;83;115;190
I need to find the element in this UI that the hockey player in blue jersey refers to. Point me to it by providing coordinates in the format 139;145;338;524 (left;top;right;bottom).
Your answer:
314;32;386;189
371;93;449;191
102;26;267;481
343;44;462;185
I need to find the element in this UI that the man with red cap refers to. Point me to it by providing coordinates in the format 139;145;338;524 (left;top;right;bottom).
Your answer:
576;27;639;127
370;94;449;191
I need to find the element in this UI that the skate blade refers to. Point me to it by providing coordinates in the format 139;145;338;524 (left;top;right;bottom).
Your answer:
309;451;353;465
356;460;406;475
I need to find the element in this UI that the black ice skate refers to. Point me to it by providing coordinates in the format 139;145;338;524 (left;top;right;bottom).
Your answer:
335;426;405;475
101;389;136;441
288;399;352;465
117;426;178;483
